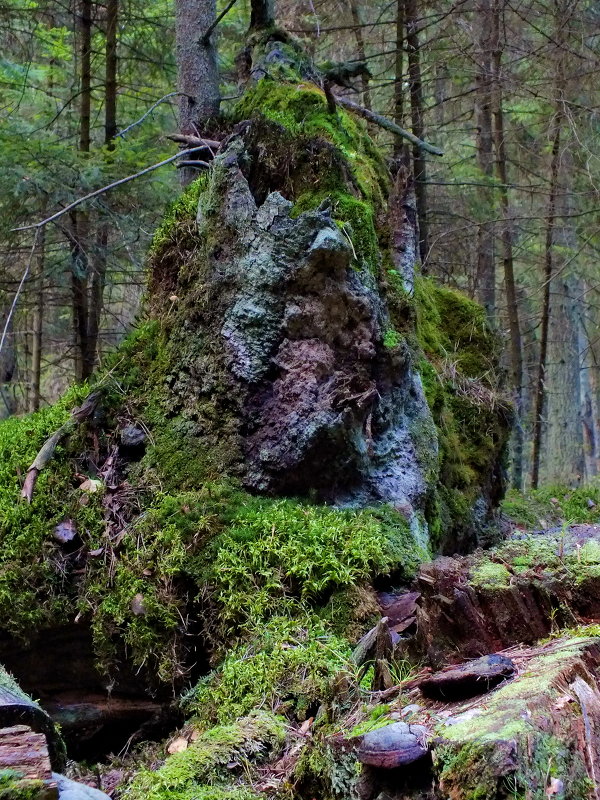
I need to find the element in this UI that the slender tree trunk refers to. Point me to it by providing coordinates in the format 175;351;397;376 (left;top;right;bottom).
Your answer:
71;0;93;381
175;0;220;185
79;0;92;153
393;0;404;156
531;115;562;489
80;0;119;379
348;0;372;111
30;228;44;412
104;0;118;143
250;0;275;28
491;0;524;489
475;0;495;322
405;0;428;265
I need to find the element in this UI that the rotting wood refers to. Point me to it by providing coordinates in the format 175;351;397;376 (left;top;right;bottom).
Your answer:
0;724;57;798
21;391;101;504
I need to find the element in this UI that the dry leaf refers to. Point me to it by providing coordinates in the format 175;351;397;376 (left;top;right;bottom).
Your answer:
79;478;103;493
167;737;188;754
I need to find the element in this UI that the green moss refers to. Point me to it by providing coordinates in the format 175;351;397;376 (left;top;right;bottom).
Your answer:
234;79;388;209
0;771;48;800
502;483;600;528
123;711;285;800
185;616;351;725
469;561;511;590
383;327;402;349
149;175;208;256
0;383;104;637
292;190;380;272
200;497;423;637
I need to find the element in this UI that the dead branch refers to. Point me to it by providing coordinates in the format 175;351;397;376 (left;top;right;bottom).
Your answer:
176;160;211;170
12;148;206;233
21;391;101;503
117;92;189;139
166;134;221;149
201;0;240;42
334;95;444;156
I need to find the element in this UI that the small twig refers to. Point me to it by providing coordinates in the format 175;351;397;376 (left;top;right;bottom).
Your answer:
117;92;188;139
0;229;40;361
21;391;101;503
12;147;205;232
201;0;240;42
334;95;444;156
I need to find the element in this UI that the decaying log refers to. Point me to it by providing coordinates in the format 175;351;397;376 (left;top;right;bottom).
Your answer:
0;725;57;798
0;666;65;772
20;391;100;504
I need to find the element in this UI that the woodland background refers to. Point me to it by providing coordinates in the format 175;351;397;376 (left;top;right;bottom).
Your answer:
0;0;598;491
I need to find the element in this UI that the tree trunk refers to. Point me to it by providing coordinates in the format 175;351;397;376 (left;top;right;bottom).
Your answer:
104;0;118;144
544;270;584;485
531;115;562;489
348;0;372;111
250;0;275;29
405;0;428;265
393;0;404;155
30;227;44;412
175;0;220;185
491;0;524;489
78;0;92;153
474;0;495;323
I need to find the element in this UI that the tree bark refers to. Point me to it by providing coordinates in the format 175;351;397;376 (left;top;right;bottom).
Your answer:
531;114;562;489
250;0;275;29
348;0;372;111
491;0;524;489
175;0;220;185
104;0;118;144
393;0;404;156
30;227;44;412
78;0;92;153
405;0;429;265
475;0;495;323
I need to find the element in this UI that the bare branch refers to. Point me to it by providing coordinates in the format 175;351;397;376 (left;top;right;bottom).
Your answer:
334;95;444;156
12;148;206;233
201;0;240;42
176;160;211;169
117;92;189;138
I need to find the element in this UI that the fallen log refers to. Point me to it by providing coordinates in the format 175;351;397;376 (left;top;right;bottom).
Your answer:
0;665;66;773
0;724;57;799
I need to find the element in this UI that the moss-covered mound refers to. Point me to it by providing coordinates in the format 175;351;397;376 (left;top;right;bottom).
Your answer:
0;38;510;800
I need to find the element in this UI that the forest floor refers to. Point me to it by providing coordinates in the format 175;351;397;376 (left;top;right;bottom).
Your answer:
62;484;600;800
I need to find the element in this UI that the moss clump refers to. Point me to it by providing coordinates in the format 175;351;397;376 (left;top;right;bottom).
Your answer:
200;497;422;637
0;383;104;637
149;174;208;257
469;561;511;590
502;483;600;528
402;277;511;548
292;189;380;272
123;711;285;800
233;79;388;208
0;771;47;800
185;616;351;725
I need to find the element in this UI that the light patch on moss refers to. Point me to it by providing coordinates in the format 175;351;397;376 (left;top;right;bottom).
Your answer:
123;711;285;800
469;561;511;590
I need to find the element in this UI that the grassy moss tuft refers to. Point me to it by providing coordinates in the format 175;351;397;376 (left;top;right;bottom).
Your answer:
123;711;285;800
